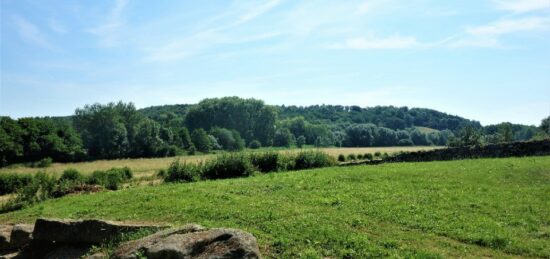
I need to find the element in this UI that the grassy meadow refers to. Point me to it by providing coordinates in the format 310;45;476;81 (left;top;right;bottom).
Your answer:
0;146;441;178
1;156;548;258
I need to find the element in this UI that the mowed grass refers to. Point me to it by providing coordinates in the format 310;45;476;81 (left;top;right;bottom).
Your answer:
2;156;548;258
0;146;441;178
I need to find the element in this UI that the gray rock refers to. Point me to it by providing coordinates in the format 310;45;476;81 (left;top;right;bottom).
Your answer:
9;224;33;249
32;218;167;245
0;225;13;252
113;225;260;259
43;245;91;259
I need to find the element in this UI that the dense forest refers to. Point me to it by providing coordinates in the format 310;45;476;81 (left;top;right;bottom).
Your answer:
1;97;548;166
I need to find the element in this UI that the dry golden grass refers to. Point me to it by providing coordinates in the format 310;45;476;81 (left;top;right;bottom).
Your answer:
0;146;442;178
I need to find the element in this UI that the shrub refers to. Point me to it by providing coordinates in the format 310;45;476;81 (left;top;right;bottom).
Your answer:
59;168;85;184
28;157;53;168
364;153;373;160
86;167;132;190
0;173;32;195
187;145;196;155
157;169;167;178
291;151;336;170
104;171;124;190
250;152;280;173
337;154;346;162
202;153;256;180
296;136;306;148
347;154;356;161
2;172;57;211
164;160;201;183
374;152;381;157
248;140;262;149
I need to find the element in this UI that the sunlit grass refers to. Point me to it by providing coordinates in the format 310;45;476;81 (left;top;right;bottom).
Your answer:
2;156;548;258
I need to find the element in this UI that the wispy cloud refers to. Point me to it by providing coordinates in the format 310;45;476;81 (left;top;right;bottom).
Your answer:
11;15;52;48
237;0;281;24
143;0;283;62
446;16;550;48
492;0;550;13
48;19;67;34
326;36;419;49
466;16;550;36
87;0;129;47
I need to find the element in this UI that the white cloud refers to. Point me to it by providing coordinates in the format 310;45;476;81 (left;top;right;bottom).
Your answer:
11;15;52;48
466;16;550;36
326;36;419;49
492;0;550;13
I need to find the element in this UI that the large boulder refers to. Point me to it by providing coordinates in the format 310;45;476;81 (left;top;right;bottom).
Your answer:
0;225;13;252
113;225;261;259
9;224;33;249
32;218;167;245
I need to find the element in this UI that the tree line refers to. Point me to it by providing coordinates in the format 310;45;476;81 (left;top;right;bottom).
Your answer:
1;97;548;166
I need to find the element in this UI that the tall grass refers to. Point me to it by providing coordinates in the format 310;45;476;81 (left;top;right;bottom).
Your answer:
163;150;336;182
1;167;134;213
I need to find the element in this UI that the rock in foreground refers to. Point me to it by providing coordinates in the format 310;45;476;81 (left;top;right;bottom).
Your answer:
1;219;261;259
114;226;261;259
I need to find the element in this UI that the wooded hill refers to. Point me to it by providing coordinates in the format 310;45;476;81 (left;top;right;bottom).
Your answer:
1;97;546;166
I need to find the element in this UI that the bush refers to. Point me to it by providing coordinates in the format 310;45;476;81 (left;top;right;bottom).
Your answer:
364;153;373;160
291;151;336;171
337;154;346;162
2;172;57;211
296;136;306;148
202;153;256;180
164;160;201;183
357;154;363;159
59;168;85;184
347;154;356;161
28;157;53;168
104;171;124;190
157;169;167;178
0;173;32;195
86;167;132;190
374;152;381;157
248;140;262;149
187;145;196;155
250;152;280;173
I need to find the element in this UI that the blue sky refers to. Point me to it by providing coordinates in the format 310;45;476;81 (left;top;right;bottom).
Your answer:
1;0;549;125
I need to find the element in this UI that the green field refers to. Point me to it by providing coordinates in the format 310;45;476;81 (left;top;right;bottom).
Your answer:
2;156;549;258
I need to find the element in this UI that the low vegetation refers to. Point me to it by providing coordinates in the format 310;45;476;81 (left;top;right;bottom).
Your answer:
0;167;134;212
1;156;548;258
164;151;335;183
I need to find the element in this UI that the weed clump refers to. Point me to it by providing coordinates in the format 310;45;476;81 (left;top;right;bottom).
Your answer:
291;151;336;170
164;160;201;183
337;154;346;162
0;173;32;195
250;152;279;173
202;153;256;180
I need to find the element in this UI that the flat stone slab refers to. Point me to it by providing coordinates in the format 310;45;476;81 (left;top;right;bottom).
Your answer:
113;225;261;259
32;218;167;245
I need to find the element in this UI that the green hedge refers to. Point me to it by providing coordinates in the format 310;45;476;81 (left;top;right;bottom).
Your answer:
163;150;336;182
385;140;550;163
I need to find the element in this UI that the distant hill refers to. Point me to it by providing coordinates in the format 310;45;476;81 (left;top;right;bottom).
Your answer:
140;103;481;133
